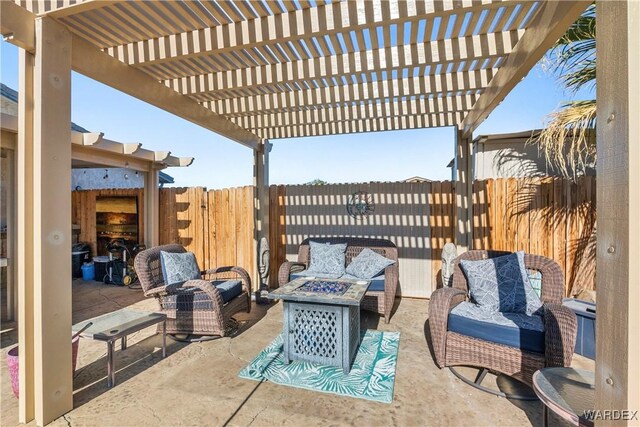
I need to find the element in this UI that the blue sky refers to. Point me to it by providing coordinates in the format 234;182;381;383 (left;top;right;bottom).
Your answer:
1;39;580;189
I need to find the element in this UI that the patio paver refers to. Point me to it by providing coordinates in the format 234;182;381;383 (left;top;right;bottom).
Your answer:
1;280;594;427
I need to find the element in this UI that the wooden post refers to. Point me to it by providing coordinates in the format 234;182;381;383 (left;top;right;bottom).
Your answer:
253;140;271;293
596;1;640;422
17;17;74;425
144;167;160;247
17;47;36;425
455;128;473;252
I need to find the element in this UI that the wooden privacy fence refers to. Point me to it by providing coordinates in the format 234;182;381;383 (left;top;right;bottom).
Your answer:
71;177;595;297
268;177;595;297
158;186;256;286
471;176;596;296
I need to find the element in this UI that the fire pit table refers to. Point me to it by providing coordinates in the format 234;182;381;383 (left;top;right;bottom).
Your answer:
267;277;370;374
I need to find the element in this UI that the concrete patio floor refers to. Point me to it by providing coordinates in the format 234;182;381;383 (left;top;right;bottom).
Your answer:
1;280;594;427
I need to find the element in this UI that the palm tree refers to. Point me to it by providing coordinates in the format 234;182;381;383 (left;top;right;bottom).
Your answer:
533;4;595;179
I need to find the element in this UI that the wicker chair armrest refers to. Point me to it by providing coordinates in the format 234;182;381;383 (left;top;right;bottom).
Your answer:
202;266;251;292
543;303;578;367
278;261;306;286
428;287;467;368
144;283;184;297
383;262;399;311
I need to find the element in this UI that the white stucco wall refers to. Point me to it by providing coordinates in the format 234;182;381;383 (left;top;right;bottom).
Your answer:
72;168;145;190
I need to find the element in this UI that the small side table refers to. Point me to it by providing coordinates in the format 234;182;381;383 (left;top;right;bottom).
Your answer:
72;309;167;387
532;367;595;427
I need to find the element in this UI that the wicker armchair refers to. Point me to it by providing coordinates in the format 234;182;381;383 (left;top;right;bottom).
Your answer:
429;250;577;390
278;237;399;323
135;244;251;340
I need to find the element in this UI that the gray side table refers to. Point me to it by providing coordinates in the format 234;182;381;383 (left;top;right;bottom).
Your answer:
72;309;167;387
268;278;370;374
532;367;595;427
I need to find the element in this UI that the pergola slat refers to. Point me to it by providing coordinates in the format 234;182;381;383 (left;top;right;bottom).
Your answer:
5;0;579;141
230;94;478;130
101;1;513;67
256;111;467;139
162;30;522;97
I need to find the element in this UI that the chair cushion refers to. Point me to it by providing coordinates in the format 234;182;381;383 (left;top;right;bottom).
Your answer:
306;241;347;278
448;302;545;353
212;279;243;303
345;248;396;279
459;251;543;315
340;273;386;291
161;279;243;309
160;251;201;286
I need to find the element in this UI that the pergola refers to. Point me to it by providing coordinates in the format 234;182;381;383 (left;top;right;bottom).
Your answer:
1;1;638;425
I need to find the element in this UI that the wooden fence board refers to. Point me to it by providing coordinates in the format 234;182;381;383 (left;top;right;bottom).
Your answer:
72;177;596;297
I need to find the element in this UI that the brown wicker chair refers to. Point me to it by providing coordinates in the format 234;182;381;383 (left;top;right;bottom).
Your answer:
278;237;399;323
428;250;577;394
135;244;251;340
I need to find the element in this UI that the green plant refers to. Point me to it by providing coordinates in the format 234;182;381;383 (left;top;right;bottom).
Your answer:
533;3;596;179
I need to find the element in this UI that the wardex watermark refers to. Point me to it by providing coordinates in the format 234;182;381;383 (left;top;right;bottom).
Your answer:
583;410;638;421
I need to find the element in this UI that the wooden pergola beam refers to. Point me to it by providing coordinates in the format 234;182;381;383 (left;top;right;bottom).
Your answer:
0;1;35;52
42;1;122;19
107;0;511;67
70;35;261;149
163;29;523;97
459;0;591;136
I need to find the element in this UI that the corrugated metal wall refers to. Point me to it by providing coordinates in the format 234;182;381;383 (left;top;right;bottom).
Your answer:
283;182;433;298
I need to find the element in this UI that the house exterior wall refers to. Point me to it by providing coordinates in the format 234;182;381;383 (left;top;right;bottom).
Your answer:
71;168;145;190
473;140;553;179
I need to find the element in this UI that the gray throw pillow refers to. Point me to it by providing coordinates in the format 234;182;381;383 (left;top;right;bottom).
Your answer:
345;248;396;279
459;251;542;314
160;251;201;286
306;241;347;278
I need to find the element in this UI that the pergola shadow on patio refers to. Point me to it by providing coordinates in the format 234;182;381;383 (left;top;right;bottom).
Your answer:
0;282;594;427
0;0;638;425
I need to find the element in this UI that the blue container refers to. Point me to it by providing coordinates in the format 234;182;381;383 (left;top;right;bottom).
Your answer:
81;262;95;281
562;298;596;359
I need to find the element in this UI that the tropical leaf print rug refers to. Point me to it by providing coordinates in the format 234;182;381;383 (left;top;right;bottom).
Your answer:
238;330;399;403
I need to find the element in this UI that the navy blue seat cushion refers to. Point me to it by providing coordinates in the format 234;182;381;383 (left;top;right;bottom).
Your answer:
290;272;386;291
448;302;545;353
213;279;243;303
341;273;385;291
162;280;242;309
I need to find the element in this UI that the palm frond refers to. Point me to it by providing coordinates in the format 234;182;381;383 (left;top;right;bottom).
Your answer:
546;3;596;93
531;100;596;179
